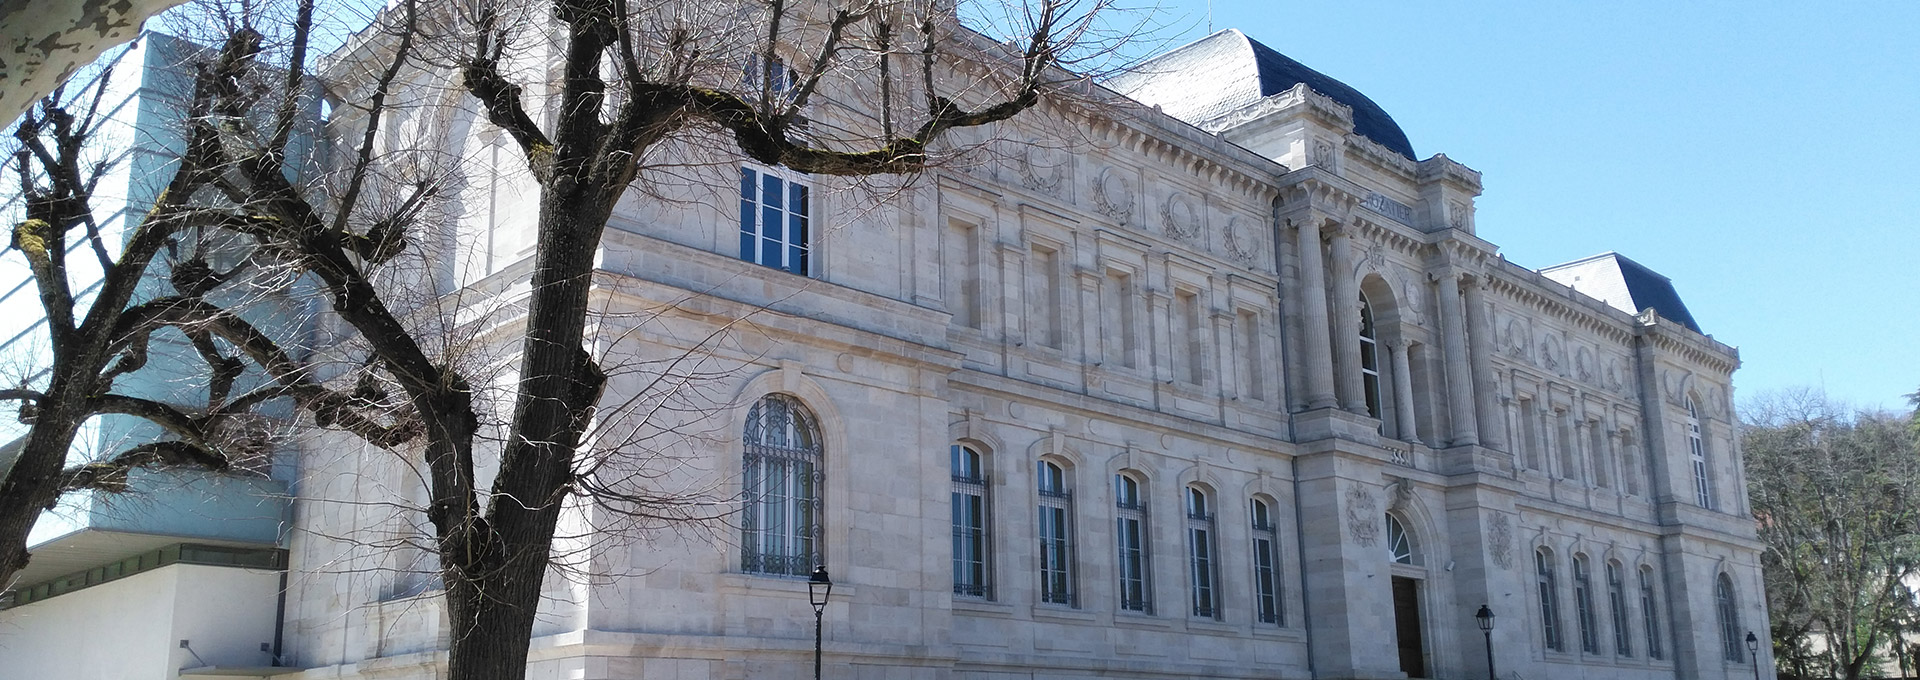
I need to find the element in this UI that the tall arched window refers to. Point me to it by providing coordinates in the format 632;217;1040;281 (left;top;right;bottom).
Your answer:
1573;554;1599;653
1640;565;1664;660
951;444;990;598
1186;486;1218;619
1250;498;1284;625
1607;561;1631;657
1717;573;1743;662
1386;514;1416;565
1359;293;1382;419
1537;548;1563;651
1115;473;1151;613
1037;460;1075;606
1688;398;1712;509
741;394;822;577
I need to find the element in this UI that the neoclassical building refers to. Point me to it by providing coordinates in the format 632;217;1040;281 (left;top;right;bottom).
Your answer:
0;23;1765;680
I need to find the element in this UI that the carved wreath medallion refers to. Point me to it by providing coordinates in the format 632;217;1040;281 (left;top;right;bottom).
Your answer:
1222;215;1258;263
1091;166;1135;221
1346;484;1379;547
1021;143;1066;193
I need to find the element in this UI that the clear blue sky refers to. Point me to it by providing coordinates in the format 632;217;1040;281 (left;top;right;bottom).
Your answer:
1132;0;1920;412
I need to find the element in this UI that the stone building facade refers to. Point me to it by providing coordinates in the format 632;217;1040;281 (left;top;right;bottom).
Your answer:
268;26;1766;680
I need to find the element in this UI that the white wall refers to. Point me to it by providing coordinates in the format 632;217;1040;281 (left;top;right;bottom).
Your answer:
0;563;281;679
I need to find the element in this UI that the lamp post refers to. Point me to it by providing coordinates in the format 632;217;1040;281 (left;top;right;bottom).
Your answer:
1746;631;1761;680
808;566;832;680
1476;604;1496;680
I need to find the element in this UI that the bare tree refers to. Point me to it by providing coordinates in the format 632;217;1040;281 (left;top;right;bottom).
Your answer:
1745;388;1920;680
6;0;1150;677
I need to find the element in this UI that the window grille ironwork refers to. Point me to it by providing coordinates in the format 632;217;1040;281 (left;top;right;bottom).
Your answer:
740;394;822;577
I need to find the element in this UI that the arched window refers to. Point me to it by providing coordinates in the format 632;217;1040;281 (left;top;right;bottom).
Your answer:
1688;398;1712;509
741;394;822;577
1573;554;1599;653
1640;565;1664;660
951;444;990;598
1386;514;1415;565
1250;498;1284;625
1359;293;1382;419
1607;561;1631;657
1037;460;1074;606
1115;473;1151;613
1537;548;1563;651
1186;486;1218;619
1717;573;1743;662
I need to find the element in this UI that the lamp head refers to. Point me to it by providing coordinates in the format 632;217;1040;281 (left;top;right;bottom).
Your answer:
1476;604;1494;632
1746;631;1759;652
808;566;833;610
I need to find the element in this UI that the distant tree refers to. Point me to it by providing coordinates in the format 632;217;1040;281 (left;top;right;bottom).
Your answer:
1745;388;1920;680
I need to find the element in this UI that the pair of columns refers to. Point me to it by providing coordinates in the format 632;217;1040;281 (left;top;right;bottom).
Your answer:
1292;216;1506;450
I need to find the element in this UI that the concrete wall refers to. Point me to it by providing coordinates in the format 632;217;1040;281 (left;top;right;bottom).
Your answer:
0;563;281;679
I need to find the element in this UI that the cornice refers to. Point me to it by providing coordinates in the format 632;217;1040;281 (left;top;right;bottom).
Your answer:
1344;134;1418;182
1637;312;1741;375
1416;153;1484;195
1484;260;1638;346
1198;83;1354;137
1274;167;1363;224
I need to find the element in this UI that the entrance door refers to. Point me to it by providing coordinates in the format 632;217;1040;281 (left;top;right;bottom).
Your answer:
1391;576;1427;678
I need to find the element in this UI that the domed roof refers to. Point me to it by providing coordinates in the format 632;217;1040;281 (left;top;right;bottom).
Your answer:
1109;29;1417;160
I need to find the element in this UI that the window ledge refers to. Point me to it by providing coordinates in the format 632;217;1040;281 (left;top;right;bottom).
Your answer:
1113;611;1172;630
952;597;1014;618
717;572;859;601
1030;604;1095;624
1183;618;1239;636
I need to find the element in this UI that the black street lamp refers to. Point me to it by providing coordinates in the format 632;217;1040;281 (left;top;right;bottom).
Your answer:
809;566;833;680
1746;631;1761;680
1476;604;1496;680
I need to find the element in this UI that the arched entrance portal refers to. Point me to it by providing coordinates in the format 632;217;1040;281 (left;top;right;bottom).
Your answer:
1386;513;1427;678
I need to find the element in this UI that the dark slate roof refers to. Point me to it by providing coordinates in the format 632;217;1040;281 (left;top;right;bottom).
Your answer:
1613;255;1701;333
1107;29;1417;160
1541;253;1703;333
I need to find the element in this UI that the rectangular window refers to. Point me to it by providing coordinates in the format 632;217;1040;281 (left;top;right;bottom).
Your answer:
951;445;989;598
1029;245;1061;349
1518;397;1540;471
1251;500;1283;625
945;219;980;329
739;167;809;276
1115;475;1151;613
1176;289;1202;384
1104;269;1137;368
1037;462;1074;606
1238;309;1262;398
1589;421;1610;489
1689;402;1712;508
1608;563;1631;657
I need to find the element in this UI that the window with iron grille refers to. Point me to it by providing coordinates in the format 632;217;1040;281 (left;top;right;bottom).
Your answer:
1251;498;1283;625
1641;565;1664;660
1537;548;1562;651
1115;473;1151;613
739;166;809;276
951;444;990;598
1688;399;1713;509
1608;562;1631;657
1037;460;1074;606
1717;574;1744;662
1574;554;1599;654
740;394;821;577
1185;487;1218;619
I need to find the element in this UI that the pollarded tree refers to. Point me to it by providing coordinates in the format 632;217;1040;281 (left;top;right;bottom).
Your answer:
1745;388;1920;680
17;0;1148;678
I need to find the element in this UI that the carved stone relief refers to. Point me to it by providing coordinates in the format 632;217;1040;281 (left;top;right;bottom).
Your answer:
1504;318;1531;360
1311;138;1337;169
1386;477;1415;512
1346;483;1379;547
1222;215;1258;264
1574;346;1595;382
1020;143;1066;193
1159;191;1199;241
1396;267;1428;326
1091;166;1135;222
1489;512;1514;570
1540;335;1564;374
1448;200;1472;230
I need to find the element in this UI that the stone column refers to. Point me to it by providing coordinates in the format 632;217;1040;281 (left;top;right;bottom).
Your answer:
1329;228;1367;415
1464;275;1506;449
1390;343;1419;444
1295;218;1337;410
1436;272;1479;447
